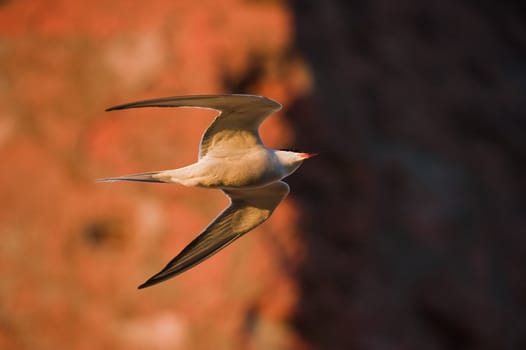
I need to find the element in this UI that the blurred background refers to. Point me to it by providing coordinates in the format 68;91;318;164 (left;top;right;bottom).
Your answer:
0;0;525;349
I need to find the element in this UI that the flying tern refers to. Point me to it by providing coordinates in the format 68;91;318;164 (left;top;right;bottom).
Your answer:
98;94;316;289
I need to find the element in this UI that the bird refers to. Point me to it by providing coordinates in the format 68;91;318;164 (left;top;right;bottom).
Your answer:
98;94;316;289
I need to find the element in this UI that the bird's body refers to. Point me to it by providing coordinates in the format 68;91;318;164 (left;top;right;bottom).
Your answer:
99;94;315;288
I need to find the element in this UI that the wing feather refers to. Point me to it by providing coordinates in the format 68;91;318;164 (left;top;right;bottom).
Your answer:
138;181;290;289
106;94;282;158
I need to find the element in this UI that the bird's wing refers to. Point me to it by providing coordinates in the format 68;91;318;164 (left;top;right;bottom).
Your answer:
106;94;282;158
138;181;290;289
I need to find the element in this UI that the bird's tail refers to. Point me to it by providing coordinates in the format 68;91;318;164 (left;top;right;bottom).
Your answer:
97;171;165;183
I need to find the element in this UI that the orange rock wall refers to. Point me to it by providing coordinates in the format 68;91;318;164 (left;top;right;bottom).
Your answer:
0;1;309;349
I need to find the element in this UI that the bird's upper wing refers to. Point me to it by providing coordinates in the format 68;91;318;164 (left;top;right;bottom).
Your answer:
138;181;290;289
106;94;282;158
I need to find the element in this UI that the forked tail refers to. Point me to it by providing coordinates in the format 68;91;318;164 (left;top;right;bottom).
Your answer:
97;171;165;183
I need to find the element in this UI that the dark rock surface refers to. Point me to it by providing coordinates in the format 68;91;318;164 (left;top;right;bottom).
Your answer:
287;1;526;349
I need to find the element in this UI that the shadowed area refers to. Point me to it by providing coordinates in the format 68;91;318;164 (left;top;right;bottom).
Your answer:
287;0;526;349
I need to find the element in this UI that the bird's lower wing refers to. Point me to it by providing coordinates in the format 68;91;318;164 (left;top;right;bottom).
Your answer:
138;181;290;289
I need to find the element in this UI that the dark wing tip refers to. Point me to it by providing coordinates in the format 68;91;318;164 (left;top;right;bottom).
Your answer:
137;277;161;289
105;103;138;112
137;266;182;289
137;281;150;289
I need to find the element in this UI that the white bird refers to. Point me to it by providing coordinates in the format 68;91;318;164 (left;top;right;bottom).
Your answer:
98;94;316;289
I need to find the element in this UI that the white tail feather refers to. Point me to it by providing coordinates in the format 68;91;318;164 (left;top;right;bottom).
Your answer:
97;171;164;183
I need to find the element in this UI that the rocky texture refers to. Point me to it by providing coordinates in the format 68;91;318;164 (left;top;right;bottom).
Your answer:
0;1;307;349
288;1;526;349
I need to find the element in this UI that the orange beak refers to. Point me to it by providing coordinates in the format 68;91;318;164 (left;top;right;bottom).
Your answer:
299;152;318;160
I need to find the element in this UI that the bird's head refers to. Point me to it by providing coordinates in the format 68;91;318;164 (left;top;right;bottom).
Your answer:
275;149;318;176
